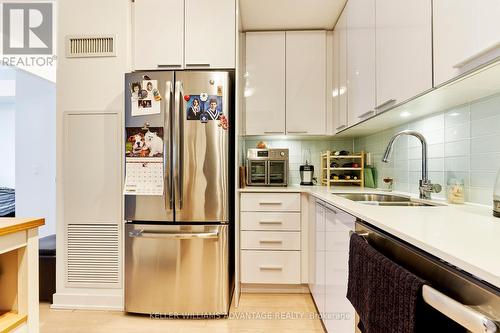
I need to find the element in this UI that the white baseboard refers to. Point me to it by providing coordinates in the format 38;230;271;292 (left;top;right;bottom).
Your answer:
52;292;124;311
241;283;310;294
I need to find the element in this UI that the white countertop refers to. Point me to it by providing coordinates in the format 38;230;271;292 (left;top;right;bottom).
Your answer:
239;185;500;289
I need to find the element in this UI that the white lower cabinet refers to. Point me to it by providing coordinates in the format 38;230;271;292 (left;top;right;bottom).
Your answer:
324;205;355;332
313;202;326;315
310;199;355;333
241;231;301;250
240;250;301;284
240;192;302;285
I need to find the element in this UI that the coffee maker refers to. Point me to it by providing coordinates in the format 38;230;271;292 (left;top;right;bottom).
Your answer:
300;149;314;186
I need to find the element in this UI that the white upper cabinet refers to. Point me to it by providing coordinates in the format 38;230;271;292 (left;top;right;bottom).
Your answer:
132;0;184;70
433;0;500;86
245;32;286;135
286;31;327;135
375;0;432;110
334;11;348;133
185;0;236;69
346;0;376;127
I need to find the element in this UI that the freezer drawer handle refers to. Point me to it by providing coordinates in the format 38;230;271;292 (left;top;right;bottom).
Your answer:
129;230;219;239
259;265;283;271
258;220;283;225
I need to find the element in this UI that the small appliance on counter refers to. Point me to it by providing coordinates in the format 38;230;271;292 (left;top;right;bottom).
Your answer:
300;149;314;186
246;148;288;186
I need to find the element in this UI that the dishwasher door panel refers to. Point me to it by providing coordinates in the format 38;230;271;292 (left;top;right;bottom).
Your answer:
125;223;229;315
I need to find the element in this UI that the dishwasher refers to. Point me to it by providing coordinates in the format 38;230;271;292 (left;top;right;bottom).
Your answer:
355;220;500;333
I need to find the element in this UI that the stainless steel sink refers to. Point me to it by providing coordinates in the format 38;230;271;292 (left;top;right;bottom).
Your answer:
333;193;438;207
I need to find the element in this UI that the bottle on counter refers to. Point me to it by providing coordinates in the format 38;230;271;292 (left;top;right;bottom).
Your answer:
494;168;500;217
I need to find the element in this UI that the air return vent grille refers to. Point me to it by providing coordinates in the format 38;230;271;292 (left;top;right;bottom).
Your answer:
66;35;116;58
66;224;120;287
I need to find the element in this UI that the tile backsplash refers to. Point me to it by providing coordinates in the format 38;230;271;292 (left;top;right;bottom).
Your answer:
354;93;500;206
244;138;354;185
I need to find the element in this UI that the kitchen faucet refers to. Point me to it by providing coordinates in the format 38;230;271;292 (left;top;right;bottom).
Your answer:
382;130;442;200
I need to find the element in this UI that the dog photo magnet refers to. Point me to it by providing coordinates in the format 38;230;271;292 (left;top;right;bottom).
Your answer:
125;127;164;158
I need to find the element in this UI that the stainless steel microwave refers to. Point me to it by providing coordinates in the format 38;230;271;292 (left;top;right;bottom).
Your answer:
246;148;289;186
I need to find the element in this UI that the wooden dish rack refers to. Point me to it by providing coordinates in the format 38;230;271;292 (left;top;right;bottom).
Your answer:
321;151;364;187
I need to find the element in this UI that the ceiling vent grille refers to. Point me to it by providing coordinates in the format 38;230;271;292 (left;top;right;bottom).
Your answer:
66;224;120;287
66;35;116;58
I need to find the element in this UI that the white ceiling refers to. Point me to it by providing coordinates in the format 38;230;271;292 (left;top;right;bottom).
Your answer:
239;0;347;31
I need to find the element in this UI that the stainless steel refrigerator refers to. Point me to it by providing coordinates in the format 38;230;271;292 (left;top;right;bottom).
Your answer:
124;71;233;316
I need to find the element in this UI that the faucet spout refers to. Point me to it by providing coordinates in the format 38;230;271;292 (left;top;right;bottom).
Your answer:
382;130;440;199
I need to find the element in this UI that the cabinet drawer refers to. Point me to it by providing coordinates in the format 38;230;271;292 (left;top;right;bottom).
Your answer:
241;212;301;231
241;193;301;212
241;250;300;284
241;231;301;250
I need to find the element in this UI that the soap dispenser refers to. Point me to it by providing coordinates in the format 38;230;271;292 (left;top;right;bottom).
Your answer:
494;167;500;217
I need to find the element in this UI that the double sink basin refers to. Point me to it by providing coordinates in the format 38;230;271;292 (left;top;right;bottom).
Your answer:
333;193;439;207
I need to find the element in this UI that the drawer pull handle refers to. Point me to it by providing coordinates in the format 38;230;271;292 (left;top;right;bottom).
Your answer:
375;98;397;110
358;110;375;119
259;220;283;225
259;239;283;244
259;265;283;271
185;63;211;67
157;64;182;68
259;201;283;205
453;41;500;68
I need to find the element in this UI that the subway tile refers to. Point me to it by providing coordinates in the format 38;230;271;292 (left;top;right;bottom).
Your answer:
289;154;302;164
445;123;470;142
470;134;500;154
409;113;444;132
470;171;497;188
470;153;500;172
445;156;469;172
410;143;444;159
393;169;409;182
444;140;469;157
468;187;493;206
393;182;409;193
409;158;443;172
409;171;444;186
408;129;444;147
444;105;470;127
394;159;409;170
470;93;500;121
471;115;500;138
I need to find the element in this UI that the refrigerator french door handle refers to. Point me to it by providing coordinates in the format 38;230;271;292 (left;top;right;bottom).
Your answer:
164;81;173;209
174;80;184;210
